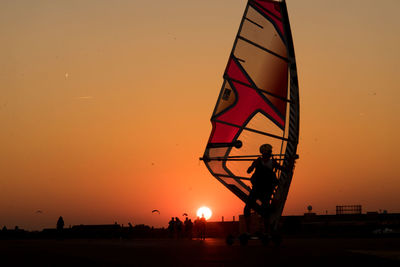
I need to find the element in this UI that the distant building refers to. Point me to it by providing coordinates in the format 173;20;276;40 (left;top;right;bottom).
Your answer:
336;205;362;215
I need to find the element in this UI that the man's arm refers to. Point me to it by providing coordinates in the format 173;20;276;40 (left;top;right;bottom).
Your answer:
247;158;258;174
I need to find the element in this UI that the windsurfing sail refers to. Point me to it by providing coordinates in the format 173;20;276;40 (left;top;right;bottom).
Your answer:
201;0;299;228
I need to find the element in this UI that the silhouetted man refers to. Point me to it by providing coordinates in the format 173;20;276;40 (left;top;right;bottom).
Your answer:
175;217;183;238
199;215;206;240
184;218;193;239
193;217;200;238
168;217;175;238
244;144;284;232
183;217;189;238
57;216;64;231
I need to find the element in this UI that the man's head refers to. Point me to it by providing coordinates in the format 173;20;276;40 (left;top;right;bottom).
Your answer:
259;144;272;156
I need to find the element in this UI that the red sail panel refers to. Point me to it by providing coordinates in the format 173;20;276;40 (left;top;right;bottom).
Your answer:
209;121;239;143
218;80;284;128
212;58;285;140
225;57;251;85
253;0;282;19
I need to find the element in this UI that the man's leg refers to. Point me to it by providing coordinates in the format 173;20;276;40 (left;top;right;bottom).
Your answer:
244;190;257;233
261;191;273;234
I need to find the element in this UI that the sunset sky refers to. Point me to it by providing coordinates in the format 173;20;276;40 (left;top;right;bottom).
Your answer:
1;0;399;230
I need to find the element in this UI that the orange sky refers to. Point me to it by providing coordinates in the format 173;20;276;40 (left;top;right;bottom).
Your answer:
1;0;399;230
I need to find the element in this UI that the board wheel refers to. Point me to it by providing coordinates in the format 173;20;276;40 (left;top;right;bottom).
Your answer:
260;234;270;246
225;234;234;246
239;233;249;246
271;233;282;246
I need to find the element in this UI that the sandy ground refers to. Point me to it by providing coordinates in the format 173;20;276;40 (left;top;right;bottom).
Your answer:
1;238;399;266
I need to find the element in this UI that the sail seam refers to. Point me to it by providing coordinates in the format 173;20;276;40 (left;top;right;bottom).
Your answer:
214;119;288;141
225;75;293;103
237;36;288;62
244;17;264;29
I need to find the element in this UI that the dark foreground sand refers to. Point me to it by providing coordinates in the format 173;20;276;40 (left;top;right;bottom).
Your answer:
1;238;399;266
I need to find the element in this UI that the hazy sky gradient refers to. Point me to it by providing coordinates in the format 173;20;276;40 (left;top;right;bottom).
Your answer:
1;0;399;230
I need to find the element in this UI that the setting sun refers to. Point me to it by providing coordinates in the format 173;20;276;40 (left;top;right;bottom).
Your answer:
197;206;212;220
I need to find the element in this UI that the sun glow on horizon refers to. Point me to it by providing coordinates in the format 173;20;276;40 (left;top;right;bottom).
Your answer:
197;206;212;220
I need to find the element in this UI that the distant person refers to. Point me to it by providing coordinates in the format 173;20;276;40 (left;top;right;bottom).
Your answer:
244;144;284;232
57;216;64;231
200;214;206;240
188;219;194;239
184;218;193;239
194;217;201;239
168;217;175;238
183;217;189;237
175;217;183;238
